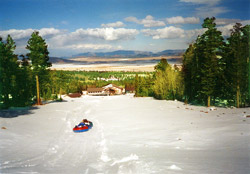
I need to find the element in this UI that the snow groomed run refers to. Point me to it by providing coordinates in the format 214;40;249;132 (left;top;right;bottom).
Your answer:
73;119;93;133
0;95;249;174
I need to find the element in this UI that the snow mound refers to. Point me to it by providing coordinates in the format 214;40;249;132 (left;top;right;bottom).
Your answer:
169;164;182;170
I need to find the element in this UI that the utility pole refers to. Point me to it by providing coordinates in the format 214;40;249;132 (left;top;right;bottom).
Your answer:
36;75;41;105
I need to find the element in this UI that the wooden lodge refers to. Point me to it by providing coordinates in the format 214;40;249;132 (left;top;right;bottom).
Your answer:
86;84;124;96
87;88;107;96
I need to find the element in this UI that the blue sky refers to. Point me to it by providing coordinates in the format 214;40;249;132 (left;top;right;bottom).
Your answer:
0;0;249;57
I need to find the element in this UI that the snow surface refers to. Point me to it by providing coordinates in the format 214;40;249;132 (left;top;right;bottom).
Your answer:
0;95;250;174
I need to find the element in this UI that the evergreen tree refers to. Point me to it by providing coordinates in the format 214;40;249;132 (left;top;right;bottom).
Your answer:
13;55;33;106
224;23;250;107
241;25;250;105
0;35;18;108
0;37;4;108
182;43;197;102
26;31;51;103
197;17;224;106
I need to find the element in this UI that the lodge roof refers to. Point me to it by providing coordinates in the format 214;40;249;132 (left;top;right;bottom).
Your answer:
87;88;104;92
103;84;123;90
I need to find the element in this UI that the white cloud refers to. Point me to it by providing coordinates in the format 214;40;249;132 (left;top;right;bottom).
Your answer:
185;19;250;39
65;44;116;50
185;25;235;39
180;0;228;17
71;27;139;41
125;15;165;27
217;24;234;36
196;6;228;17
215;18;250;27
0;27;138;55
215;18;242;26
101;21;125;28
47;27;139;48
242;20;250;26
213;19;250;37
142;26;185;39
0;29;33;40
185;28;207;39
166;16;200;24
0;28;63;40
217;20;250;37
125;16;140;23
39;28;64;38
141;15;166;27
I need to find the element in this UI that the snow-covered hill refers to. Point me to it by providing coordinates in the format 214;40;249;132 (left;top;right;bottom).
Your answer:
0;95;249;174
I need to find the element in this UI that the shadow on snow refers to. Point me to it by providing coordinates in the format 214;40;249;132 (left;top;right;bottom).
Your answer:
0;106;39;118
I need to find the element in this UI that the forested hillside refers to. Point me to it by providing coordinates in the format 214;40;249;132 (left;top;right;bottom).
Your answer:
135;17;250;107
0;17;249;109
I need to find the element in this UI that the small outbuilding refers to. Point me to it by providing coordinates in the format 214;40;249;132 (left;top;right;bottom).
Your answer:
68;93;82;98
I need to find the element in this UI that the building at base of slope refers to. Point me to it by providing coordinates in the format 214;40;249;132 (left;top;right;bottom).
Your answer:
86;84;124;96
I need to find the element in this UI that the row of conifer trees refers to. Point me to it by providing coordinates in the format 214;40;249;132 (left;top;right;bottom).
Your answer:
0;31;51;109
183;17;250;107
1;17;249;108
135;17;250;107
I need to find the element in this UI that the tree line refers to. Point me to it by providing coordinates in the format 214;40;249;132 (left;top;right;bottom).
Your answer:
49;70;146;98
0;31;51;109
135;17;250;107
0;17;249;109
135;58;183;100
183;17;249;107
0;29;147;109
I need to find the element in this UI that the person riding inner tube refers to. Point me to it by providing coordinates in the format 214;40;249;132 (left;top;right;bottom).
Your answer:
82;119;93;128
78;122;86;127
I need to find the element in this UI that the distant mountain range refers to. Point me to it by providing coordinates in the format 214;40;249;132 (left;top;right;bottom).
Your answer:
48;49;185;64
49;57;77;64
71;49;185;58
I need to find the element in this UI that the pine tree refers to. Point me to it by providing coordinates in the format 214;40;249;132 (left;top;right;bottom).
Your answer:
182;43;196;102
26;31;51;70
26;31;51;103
0;35;18;108
13;55;33;106
224;23;250;107
242;25;250;105
0;37;4;108
198;17;224;106
241;25;250;105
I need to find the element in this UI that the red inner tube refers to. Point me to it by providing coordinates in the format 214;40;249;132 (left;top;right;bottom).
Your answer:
73;125;89;131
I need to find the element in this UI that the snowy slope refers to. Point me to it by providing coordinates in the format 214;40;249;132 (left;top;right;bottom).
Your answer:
0;95;250;174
